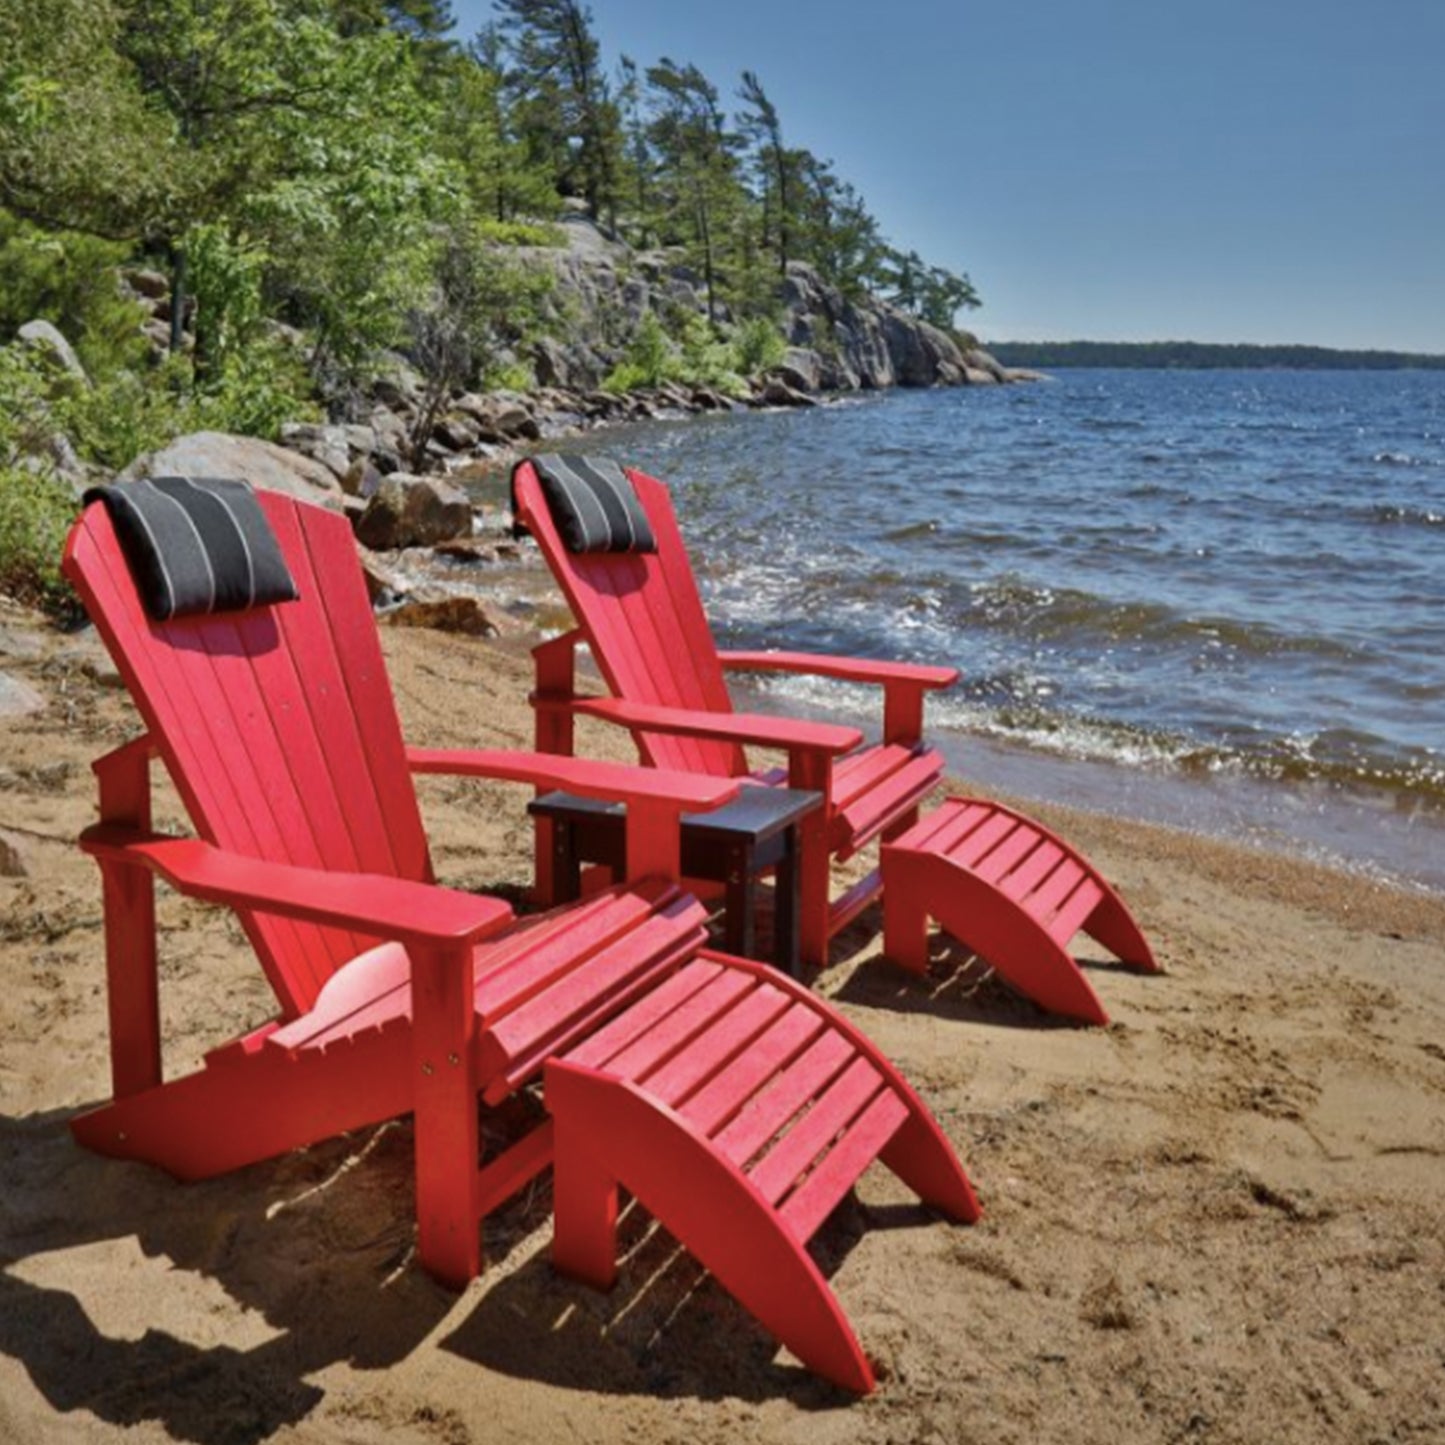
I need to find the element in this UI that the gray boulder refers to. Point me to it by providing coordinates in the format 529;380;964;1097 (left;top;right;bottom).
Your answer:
435;414;480;452
777;348;823;392
962;347;1011;382
120;431;344;507
278;422;352;479
18;320;87;383
353;474;473;550
341;457;385;498
881;310;967;387
756;378;818;409
123;268;170;300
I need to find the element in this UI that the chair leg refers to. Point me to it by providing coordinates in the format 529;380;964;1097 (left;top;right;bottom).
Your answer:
410;941;482;1287
1083;889;1160;972
551;1116;620;1290
880;848;931;973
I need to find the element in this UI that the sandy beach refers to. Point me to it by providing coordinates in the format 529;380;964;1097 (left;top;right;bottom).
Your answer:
2;606;1442;1445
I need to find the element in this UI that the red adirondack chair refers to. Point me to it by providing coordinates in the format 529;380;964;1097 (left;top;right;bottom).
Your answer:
514;460;958;968
62;488;980;1393
513;459;1159;1021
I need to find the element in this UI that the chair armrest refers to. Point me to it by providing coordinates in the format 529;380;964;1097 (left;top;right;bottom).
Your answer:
718;649;959;690
79;825;515;947
406;746;743;813
560;696;863;757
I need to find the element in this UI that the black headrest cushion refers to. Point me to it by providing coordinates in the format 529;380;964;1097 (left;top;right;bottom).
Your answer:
84;476;300;621
513;453;657;554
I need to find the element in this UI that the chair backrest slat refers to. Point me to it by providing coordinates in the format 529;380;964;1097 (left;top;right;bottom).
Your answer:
64;493;433;1018
516;465;745;778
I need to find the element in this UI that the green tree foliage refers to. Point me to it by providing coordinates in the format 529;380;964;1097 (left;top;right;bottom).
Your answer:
331;0;455;41
404;223;553;464
0;0;178;241
439;33;557;224
491;0;621;224
0;0;986;528
882;248;980;328
737;71;791;279
644;59;743;324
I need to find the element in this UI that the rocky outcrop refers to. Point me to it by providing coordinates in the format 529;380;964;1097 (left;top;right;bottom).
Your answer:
501;215;1011;399
778;262;976;390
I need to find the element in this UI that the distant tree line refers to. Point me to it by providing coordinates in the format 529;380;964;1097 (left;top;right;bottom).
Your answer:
986;340;1445;371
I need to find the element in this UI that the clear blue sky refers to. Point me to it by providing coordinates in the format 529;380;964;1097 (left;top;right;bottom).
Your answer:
451;1;1445;351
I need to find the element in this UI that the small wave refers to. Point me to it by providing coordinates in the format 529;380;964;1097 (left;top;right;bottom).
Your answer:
926;697;1445;803
882;520;941;542
961;578;1365;660
1122;481;1185;500
1371;503;1445;528
1372;451;1433;468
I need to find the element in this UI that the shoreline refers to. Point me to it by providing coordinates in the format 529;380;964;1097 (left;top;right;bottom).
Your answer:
371;518;1445;902
468;390;1444;901
717;665;1445;904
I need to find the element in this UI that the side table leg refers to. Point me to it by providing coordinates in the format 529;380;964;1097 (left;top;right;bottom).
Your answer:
774;826;803;980
724;843;756;962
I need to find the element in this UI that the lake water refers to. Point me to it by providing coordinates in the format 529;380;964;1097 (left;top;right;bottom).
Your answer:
535;369;1445;892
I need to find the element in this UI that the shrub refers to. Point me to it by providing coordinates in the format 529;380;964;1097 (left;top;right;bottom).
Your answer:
0;466;78;615
730;315;787;377
476;218;566;248
0;341;64;462
0;211;150;375
483;359;536;392
56;345;318;474
677;314;746;396
603;310;678;392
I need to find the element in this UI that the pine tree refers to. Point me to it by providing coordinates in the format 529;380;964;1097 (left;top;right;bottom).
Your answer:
491;0;620;224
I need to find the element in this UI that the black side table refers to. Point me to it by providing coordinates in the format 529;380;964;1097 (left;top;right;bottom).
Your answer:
527;785;822;979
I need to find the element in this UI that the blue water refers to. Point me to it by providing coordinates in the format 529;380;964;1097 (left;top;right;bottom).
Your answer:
538;370;1445;890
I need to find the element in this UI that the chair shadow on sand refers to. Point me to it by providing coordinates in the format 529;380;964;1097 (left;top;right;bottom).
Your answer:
828;903;1137;1031
0;1080;904;1441
437;1178;934;1407
0;1103;442;1444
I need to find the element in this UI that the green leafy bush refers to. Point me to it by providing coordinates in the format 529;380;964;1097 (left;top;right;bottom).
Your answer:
59;347;318;472
730;315;787;377
603;310;679;392
678;314;746;396
476;218;566;248
58;359;194;472
0;466;78;614
483;359;536;392
0;211;150;374
0;340;64;462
